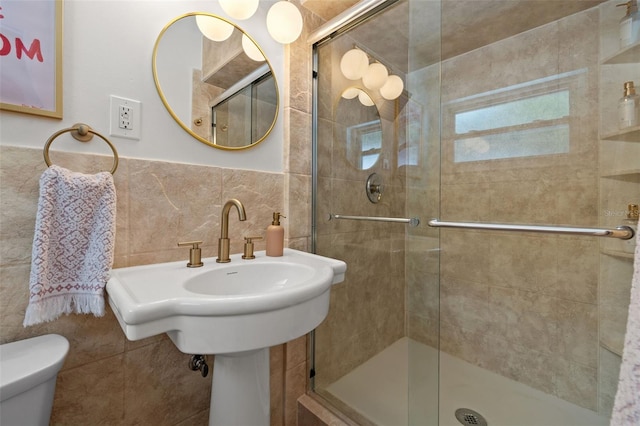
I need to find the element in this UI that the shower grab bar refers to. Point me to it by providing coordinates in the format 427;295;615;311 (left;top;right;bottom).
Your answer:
428;219;635;240
329;214;420;227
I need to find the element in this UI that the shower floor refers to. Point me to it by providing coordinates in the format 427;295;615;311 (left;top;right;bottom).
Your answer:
325;337;609;426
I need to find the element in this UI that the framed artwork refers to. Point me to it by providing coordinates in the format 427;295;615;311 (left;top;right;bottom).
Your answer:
0;0;63;118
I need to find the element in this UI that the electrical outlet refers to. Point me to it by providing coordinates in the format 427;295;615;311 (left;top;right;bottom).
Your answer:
110;95;141;140
119;105;132;129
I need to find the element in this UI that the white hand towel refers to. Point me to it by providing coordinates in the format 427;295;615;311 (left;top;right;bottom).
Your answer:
23;165;116;326
611;217;640;425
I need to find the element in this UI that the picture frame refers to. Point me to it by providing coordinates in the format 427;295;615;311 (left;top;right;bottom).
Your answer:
0;0;63;119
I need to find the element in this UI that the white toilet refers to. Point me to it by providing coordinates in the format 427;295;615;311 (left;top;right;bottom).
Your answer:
0;334;69;426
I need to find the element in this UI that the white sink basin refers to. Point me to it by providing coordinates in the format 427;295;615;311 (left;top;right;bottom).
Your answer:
106;248;346;354
183;262;314;296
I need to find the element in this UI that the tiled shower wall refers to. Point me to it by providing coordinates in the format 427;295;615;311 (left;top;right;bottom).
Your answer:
312;3;603;416
434;8;601;411
312;29;408;393
0;145;302;424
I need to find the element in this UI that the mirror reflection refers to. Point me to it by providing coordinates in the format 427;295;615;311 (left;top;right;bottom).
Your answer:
336;88;382;170
152;13;279;150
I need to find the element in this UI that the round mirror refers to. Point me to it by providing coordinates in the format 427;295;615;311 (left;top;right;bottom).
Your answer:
152;13;279;150
335;88;382;170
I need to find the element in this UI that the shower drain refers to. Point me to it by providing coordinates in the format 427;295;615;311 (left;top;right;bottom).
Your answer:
455;408;488;426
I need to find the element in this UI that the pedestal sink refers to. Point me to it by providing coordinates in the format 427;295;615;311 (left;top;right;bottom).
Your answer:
106;248;346;425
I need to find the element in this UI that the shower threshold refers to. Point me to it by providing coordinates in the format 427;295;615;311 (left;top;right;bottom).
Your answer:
324;337;608;426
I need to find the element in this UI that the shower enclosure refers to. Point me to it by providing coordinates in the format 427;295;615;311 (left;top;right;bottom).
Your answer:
310;0;639;425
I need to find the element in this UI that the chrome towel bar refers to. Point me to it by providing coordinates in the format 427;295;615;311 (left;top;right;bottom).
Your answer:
428;219;635;240
329;214;420;227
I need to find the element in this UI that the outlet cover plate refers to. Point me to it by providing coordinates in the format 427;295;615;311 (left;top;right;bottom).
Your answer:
110;95;141;140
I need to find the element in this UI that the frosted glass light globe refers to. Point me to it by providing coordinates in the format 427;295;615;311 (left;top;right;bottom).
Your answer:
380;75;404;100
242;34;265;62
219;0;259;20
342;87;361;99
362;62;388;90
267;1;303;44
358;90;375;107
196;15;234;42
340;49;369;81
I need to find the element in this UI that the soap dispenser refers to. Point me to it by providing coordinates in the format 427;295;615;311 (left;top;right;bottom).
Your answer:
266;212;285;257
619;81;639;129
618;0;640;48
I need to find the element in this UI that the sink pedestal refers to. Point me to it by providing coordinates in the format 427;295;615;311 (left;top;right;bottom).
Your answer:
210;348;270;426
106;249;347;425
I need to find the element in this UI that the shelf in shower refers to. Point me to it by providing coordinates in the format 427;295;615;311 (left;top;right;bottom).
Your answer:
601;41;640;65
600;168;640;178
600;126;640;143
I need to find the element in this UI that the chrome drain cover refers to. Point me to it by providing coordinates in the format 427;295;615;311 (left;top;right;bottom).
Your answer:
455;408;488;426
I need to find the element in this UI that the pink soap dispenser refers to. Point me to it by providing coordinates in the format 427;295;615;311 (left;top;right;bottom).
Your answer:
266;212;285;257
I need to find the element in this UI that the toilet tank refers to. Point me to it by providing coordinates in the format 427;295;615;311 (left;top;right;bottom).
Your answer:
0;334;69;426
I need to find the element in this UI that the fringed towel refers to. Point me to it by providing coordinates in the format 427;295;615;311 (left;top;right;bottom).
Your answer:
611;217;640;425
23;165;116;326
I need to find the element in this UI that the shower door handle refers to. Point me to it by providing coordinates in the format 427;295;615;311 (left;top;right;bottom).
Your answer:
329;214;420;227
428;219;635;240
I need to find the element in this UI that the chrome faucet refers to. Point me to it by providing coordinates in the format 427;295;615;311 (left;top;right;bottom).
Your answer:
217;199;247;263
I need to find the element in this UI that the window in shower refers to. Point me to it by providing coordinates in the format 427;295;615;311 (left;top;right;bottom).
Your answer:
448;70;585;163
347;120;382;169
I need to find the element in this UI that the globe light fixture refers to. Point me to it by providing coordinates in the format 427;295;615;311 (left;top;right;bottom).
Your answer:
340;48;369;81
219;0;259;20
267;1;303;44
242;34;265;62
362;62;388;90
358;90;375;106
196;15;234;42
380;74;404;100
342;87;361;99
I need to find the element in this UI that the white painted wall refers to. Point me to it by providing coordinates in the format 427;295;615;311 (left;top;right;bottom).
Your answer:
0;0;284;172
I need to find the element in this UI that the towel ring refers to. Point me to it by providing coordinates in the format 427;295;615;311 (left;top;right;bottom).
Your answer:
44;124;119;174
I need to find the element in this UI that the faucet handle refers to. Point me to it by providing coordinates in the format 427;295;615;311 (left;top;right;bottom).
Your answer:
177;241;204;268
242;236;263;260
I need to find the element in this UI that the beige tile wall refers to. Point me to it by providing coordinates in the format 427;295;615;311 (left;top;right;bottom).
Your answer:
0;145;300;425
436;8;601;411
0;2;328;424
292;3;610;423
310;29;409;390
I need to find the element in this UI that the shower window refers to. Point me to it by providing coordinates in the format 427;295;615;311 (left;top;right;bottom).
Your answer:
447;70;585;163
347;120;382;169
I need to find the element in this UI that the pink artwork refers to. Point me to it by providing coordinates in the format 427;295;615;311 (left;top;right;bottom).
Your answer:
0;0;62;118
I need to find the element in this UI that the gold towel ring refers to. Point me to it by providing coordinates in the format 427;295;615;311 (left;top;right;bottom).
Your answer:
43;123;119;174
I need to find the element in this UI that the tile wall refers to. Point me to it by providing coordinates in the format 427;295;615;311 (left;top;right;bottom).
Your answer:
311;30;408;393
435;8;601;411
0;145;304;424
0;2;327;425
309;3;605;417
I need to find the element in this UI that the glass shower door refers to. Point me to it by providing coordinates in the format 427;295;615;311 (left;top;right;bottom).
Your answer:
311;0;637;425
311;1;442;424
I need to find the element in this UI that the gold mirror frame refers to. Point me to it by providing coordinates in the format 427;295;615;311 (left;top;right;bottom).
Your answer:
152;12;279;151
